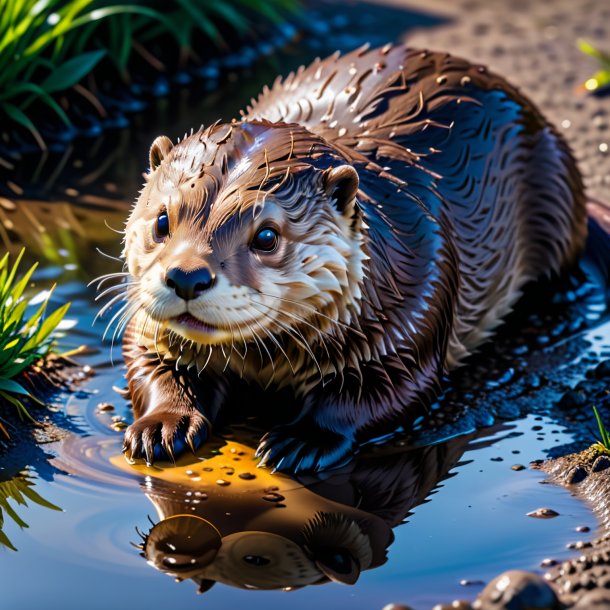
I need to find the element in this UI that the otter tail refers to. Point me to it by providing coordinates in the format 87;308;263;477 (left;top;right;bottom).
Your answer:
582;199;610;288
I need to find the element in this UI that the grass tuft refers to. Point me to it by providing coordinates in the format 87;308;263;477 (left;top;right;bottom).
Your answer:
592;405;610;455
0;0;300;148
0;249;70;437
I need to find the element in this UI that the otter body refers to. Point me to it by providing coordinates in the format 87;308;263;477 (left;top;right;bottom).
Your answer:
120;44;587;472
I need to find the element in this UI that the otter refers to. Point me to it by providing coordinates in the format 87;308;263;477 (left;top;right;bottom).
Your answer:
116;43;588;473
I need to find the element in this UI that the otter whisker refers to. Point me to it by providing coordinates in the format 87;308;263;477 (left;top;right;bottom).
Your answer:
94;282;136;302
245;320;270;375
249;296;339;361
255;290;361;336
95;247;124;263
247;298;323;380
197;345;214;376
252;315;296;377
87;271;129;289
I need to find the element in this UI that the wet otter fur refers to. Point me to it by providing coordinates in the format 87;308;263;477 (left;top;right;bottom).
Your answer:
117;44;587;473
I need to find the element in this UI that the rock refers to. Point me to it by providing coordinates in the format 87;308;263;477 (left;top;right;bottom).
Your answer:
593;455;610;472
381;605;415;610
558;390;587;409
594;360;610;379
573;589;610;608
432;602;473;610
527;508;560;519
473;570;561;609
511;464;526;471
566;466;588;484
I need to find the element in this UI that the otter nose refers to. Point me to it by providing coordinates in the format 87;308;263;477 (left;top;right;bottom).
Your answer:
165;266;215;300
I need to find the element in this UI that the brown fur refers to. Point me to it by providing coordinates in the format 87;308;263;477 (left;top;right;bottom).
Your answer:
113;44;587;472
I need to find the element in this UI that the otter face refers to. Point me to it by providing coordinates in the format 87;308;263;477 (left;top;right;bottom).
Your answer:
124;123;366;356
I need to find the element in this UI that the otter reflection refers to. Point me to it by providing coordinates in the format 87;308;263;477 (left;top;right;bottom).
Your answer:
115;429;479;593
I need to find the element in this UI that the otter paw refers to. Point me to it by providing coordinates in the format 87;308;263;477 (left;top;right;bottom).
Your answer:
255;427;355;474
123;410;209;465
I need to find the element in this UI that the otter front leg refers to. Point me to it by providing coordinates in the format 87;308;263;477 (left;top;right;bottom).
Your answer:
122;328;212;464
255;398;357;474
123;358;211;465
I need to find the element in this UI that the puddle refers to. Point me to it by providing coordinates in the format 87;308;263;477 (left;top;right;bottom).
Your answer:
0;2;607;609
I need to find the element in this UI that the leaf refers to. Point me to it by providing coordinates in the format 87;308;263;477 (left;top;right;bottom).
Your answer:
0;528;17;551
1;103;45;150
18;485;62;512
0;378;30;396
22;302;70;352
40;49;106;93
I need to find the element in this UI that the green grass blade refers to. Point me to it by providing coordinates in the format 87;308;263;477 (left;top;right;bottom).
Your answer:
40;49;106;93
0;379;29;396
1;103;46;149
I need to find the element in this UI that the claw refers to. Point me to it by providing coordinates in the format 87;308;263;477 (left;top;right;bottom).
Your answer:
257;449;272;468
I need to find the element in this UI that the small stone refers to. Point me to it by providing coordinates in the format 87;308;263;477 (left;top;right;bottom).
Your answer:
512;464;526;471
527;508;560;519
97;402;114;412
111;421;127;431
566;466;588;484
592;455;610;472
238;472;256;480
216;479;230;486
576;526;591;533
382;605;415;610
460;579;484;586
593;360;610;378
540;558;558;568
262;493;285;503
473;570;561;609
432;602;472;610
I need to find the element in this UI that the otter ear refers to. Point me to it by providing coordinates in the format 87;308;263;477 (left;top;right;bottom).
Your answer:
323;165;360;218
195;579;216;595
149;135;174;171
314;549;361;585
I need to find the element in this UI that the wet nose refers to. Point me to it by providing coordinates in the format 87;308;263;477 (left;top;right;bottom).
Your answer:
165;266;216;300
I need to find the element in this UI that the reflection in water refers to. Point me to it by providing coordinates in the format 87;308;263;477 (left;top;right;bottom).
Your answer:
0;471;61;550
109;430;475;594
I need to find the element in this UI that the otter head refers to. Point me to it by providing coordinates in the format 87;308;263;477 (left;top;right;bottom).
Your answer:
123;121;366;372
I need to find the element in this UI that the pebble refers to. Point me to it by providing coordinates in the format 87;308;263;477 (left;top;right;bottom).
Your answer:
592;455;610;472
216;479;230;486
382;605;415;610
433;602;472;610
576;526;591;533
111;421;127;431
566;466;588;484
97;402;114;412
238;472;256;480
262;493;285;503
473;570;561;609
527;508;560;519
512;464;526;471
540;558;558;568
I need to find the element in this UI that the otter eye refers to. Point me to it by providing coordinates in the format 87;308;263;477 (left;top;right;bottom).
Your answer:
242;555;270;566
154;210;170;241
251;227;279;253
